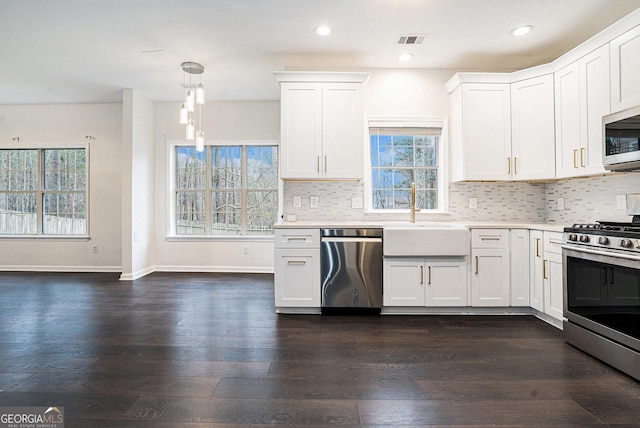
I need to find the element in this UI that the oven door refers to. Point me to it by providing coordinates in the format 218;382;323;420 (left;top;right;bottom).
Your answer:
563;245;640;351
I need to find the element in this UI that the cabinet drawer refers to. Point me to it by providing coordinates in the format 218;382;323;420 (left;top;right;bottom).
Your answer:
471;229;509;249
544;231;564;255
274;229;320;249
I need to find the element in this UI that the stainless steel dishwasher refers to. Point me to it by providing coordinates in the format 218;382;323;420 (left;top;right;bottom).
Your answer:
320;228;383;312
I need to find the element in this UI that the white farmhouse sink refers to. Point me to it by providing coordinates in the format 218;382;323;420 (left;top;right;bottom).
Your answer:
383;223;470;256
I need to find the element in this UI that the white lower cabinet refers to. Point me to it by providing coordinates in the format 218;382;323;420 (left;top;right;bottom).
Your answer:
543;232;564;321
529;230;544;312
510;229;530;306
383;257;467;307
274;229;321;309
528;230;564;321
274;249;320;307
471;229;510;306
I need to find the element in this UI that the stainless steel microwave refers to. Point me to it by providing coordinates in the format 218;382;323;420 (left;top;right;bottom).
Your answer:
603;106;640;171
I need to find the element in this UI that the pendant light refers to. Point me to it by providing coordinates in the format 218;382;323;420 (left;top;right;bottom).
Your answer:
179;62;205;149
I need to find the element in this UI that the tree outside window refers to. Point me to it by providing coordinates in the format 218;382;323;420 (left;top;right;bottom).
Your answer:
0;148;87;235
370;127;440;210
175;144;278;236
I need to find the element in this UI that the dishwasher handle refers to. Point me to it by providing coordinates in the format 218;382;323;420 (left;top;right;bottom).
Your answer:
321;237;382;243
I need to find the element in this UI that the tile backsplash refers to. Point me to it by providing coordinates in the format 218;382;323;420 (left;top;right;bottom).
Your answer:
282;171;639;224
545;172;639;224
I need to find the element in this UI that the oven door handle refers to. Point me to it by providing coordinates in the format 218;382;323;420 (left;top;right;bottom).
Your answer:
562;244;640;262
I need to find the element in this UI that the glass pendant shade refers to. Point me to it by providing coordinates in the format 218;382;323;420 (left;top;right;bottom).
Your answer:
196;131;205;152
186;120;195;140
179;103;188;125
179;62;205;144
186;90;195;112
196;83;205;105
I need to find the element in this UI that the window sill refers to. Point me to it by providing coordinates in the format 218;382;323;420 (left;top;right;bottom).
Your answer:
166;235;274;242
0;235;91;241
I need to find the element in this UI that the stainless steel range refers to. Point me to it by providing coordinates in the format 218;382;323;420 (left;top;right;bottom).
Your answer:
562;194;640;380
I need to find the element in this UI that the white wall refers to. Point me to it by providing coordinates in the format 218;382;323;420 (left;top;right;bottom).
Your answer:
0;104;123;271
121;90;155;280
152;101;280;273
365;68;454;117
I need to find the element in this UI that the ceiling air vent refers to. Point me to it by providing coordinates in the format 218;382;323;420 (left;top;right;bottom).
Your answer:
397;35;425;45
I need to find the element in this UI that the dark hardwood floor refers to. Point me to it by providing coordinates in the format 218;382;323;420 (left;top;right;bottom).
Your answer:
1;272;640;427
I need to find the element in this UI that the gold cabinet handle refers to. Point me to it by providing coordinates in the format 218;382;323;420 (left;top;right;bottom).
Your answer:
543;259;548;279
580;148;586;167
428;266;432;285
287;260;306;265
317;155;320;173
573;149;578;169
475;256;479;275
507;157;511;174
535;238;541;257
420;265;424;285
514;157;518;175
324;155;327;173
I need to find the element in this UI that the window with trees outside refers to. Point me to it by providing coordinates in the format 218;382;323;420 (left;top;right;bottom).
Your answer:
369;126;442;211
0;148;88;235
174;144;278;236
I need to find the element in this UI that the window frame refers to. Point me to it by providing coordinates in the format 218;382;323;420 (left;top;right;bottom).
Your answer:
364;118;449;214
0;144;90;239
168;140;279;241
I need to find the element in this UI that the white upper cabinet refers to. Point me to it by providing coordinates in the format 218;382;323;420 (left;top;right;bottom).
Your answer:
555;62;582;177
275;72;369;180
449;82;512;181
555;45;610;178
448;75;556;182
580;46;610;175
510;75;556;180
611;25;640;112
279;83;323;179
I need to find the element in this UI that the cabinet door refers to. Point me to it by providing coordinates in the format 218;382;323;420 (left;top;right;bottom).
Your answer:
529;230;544;312
471;249;510;306
322;83;364;179
611;25;640;112
426;259;468;307
511;75;556;180
461;84;512;181
544;251;564;321
510;230;530;307
383;258;425;306
274;249;321;307
280;83;323;179
555;61;582;178
580;45;610;175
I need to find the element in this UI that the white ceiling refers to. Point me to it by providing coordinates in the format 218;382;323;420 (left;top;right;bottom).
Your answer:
2;0;640;104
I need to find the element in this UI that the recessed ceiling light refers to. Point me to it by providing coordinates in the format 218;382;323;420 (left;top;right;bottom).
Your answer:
398;53;414;61
315;25;331;36
510;25;533;37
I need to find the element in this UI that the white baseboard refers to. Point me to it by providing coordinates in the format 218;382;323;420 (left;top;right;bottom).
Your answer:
153;265;274;274
119;265;154;281
0;265;122;273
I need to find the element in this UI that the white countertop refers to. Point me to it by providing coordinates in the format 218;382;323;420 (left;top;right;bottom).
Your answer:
274;220;567;232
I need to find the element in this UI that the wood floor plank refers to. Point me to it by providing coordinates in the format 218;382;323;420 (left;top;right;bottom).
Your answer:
0;271;639;426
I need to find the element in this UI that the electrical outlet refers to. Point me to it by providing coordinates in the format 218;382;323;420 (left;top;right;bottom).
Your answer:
243;246;249;254
617;194;627;210
468;197;477;209
557;198;565;210
92;245;98;253
293;195;301;208
310;196;319;208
